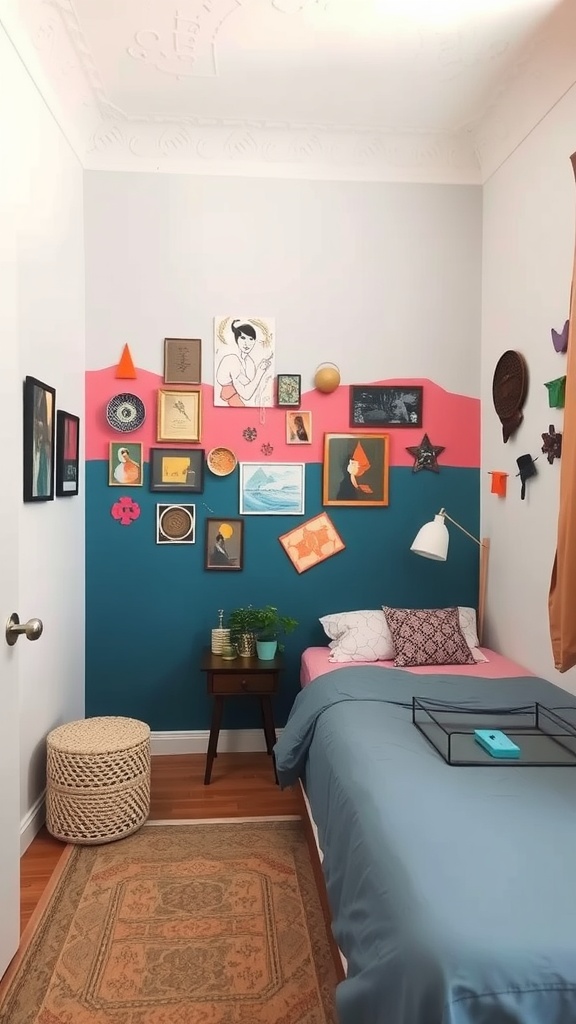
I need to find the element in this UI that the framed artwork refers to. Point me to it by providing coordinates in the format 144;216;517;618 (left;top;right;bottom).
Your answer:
277;374;301;407
23;375;56;502
56;411;80;497
150;447;205;493
204;518;244;571
163;338;201;385
279;512;345;574
286;410;312;445
214;316;275;408
350;385;423;427
156;504;196;544
323;433;390;507
157;388;202;443
108;442;143;487
239;462;305;515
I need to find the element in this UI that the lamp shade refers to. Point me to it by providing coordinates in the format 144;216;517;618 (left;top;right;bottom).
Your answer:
410;513;449;561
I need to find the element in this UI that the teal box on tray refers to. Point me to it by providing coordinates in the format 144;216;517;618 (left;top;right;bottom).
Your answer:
474;729;521;759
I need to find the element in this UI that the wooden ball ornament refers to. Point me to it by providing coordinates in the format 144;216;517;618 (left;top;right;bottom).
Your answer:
314;362;341;394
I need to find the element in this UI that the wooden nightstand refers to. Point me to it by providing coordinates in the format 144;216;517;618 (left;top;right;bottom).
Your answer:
201;648;283;785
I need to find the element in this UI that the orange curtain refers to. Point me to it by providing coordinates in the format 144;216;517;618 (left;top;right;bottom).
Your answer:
549;153;576;671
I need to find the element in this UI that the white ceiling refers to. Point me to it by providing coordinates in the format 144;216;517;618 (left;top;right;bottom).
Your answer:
2;0;575;181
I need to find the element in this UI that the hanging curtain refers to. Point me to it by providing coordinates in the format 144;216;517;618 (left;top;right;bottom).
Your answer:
549;152;576;672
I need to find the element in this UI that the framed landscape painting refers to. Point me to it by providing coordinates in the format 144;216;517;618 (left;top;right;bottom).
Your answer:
350;385;423;427
239;462;305;515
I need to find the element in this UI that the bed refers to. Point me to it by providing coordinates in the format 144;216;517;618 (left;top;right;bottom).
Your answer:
274;651;576;1024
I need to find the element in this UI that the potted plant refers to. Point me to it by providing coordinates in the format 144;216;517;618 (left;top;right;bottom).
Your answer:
227;605;298;660
227;606;261;657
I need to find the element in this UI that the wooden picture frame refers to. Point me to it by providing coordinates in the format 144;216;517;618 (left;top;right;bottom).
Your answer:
23;375;56;502
56;411;80;497
323;433;390;507
350;385;423;428
157;388;202;443
277;374;301;407
149;447;205;493
204;517;244;571
163;338;202;385
286;411;312;444
108;442;143;487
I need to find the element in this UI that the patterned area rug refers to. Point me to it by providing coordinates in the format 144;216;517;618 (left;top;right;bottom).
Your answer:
0;819;338;1023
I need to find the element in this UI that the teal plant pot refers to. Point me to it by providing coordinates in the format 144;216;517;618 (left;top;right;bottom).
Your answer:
256;639;278;660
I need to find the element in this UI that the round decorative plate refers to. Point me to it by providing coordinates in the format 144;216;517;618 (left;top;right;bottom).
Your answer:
159;505;194;541
106;393;146;433
492;351;528;443
207;447;237;477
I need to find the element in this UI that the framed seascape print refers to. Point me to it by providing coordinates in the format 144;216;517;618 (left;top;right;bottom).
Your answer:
323;433;390;507
214;316;275;408
204;518;244;571
286;410;312;445
239;462;305;515
279;512;345;574
277;374;301;407
157;388;202;443
150;447;205;493
156;504;196;544
350;385;423;428
163;338;201;385
23;375;56;502
108;442;143;487
56;411;80;496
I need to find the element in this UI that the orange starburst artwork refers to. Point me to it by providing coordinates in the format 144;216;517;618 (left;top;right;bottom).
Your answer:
279;513;345;574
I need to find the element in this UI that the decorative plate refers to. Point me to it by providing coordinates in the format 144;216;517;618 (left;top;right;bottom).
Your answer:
492;351;528;443
159;505;194;541
207;447;237;477
106;393;146;433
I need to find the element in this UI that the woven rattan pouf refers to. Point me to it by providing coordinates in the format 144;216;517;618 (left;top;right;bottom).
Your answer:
46;716;151;845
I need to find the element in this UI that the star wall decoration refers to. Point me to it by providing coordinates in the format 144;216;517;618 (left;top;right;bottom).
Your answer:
406;434;445;473
541;424;562;464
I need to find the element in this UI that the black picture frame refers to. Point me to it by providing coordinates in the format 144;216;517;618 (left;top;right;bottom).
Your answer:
56;411;80;497
277;374;301;407
23;376;56;502
149;447;205;493
204;517;244;571
349;385;423;428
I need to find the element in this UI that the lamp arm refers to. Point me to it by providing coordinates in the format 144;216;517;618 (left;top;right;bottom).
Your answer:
439;509;485;548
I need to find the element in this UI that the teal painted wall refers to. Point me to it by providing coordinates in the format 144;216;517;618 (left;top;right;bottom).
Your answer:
86;462;479;730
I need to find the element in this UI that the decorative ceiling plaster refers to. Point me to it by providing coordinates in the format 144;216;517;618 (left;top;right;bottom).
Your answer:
2;0;574;183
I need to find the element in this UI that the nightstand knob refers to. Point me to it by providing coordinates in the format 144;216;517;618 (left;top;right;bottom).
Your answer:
241;679;248;690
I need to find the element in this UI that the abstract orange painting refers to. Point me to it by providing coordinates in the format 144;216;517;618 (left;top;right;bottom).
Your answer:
279;512;345;574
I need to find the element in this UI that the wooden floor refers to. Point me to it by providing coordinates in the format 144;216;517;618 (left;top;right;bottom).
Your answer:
20;752;303;934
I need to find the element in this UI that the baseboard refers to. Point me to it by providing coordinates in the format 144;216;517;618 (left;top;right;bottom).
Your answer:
20;790;46;855
151;729;281;756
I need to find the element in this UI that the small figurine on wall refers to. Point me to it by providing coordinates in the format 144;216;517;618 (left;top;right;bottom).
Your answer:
541;425;562;464
551;320;569;354
516;455;538;500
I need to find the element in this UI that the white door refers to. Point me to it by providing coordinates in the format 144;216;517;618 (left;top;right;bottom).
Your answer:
0;56;26;974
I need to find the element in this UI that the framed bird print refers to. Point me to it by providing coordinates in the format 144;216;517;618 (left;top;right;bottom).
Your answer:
157;389;202;443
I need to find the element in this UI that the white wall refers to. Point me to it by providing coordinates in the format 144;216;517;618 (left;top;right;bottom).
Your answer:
481;82;576;691
84;173;482;397
0;23;86;846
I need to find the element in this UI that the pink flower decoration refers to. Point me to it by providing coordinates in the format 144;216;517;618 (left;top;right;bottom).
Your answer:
111;496;141;526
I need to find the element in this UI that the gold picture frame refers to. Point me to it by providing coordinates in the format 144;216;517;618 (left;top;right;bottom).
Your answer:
322;432;390;507
157;388;202;443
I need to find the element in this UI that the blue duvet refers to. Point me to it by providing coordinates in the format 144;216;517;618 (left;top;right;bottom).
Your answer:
274;668;576;1024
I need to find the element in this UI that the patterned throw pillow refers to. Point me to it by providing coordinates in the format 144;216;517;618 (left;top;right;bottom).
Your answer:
320;610;395;663
383;606;476;667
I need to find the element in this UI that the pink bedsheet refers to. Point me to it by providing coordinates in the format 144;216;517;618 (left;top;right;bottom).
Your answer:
300;647;534;687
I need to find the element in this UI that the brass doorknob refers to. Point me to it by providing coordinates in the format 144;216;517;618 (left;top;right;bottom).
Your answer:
5;612;44;647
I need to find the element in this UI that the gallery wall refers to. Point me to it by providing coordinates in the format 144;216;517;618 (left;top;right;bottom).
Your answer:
84;172;482;735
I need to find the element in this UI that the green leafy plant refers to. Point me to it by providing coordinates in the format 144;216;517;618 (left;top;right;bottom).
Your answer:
227;606;261;637
227;605;298;649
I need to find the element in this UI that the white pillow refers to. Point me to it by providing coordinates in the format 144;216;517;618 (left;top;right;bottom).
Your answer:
320;606;487;664
320;610;395;663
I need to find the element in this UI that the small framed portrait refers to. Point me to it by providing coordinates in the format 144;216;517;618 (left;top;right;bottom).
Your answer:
204;518;244;571
157;388;202;443
350;385;423;428
323;433;390;507
56;411;80;497
108;442;143;487
163;338;202;385
149;447;205;493
23;375;56;502
239;462;305;515
286;410;312;445
156;504;196;544
277;374;301;407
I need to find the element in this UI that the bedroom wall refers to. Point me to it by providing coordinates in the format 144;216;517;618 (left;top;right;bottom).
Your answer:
84;172;482;735
481;82;576;691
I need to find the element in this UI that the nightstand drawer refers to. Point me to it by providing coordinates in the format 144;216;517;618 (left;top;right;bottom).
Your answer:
211;672;276;695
